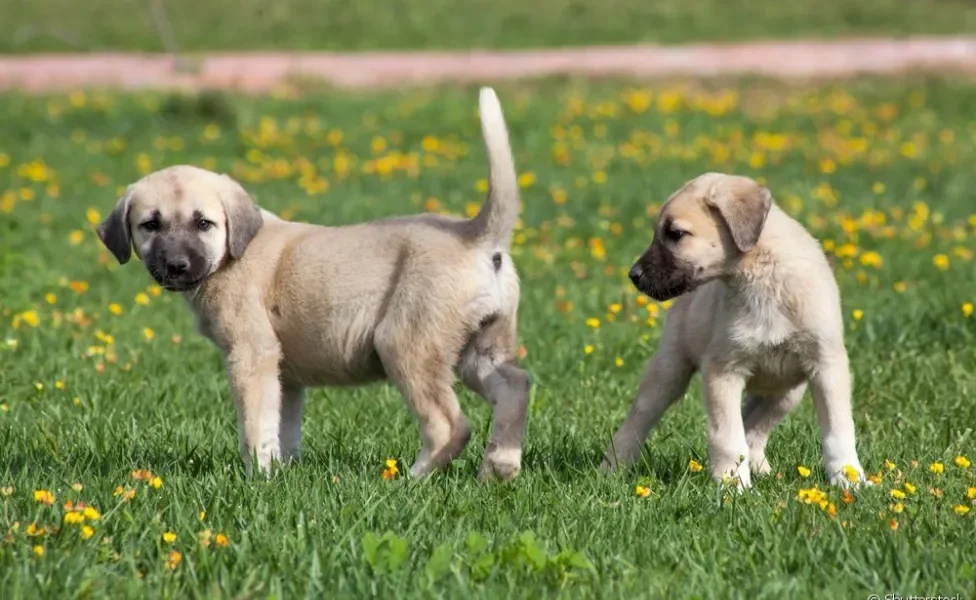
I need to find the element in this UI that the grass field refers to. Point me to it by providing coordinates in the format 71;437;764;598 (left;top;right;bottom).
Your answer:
1;78;976;598
4;0;976;53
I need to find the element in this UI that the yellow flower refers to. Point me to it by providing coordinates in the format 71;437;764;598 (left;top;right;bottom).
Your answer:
966;487;976;500
893;281;908;293
148;285;162;297
69;280;89;294
33;489;55;505
688;459;704;473
150;476;163;489
64;511;85;524
585;318;600;329
166;550;182;570
615;357;624;367
888;518;899;532
215;533;230;548
929;462;944;474
868;471;883;485
634;485;651;498
584;344;594;355
135;293;150;306
198;529;212;547
932;254;950;271
825;502;837;518
517;172;536;189
1;486;13;497
952;504;971;516
113;486;137;501
842;465;861;483
796;487;828;506
890;489;906;500
859;251;882;269
14;310;40;328
903;482;917;495
609;303;622;314
143;328;155;341
963;303;974;318
26;523;44;536
80;525;95;540
891;502;904;514
33;545;44;558
381;458;399;480
851;309;864;321
954;455;970;469
108;303;123;316
83;506;100;521
131;469;152;481
884;459;896;471
85;208;101;225
162;531;177;544
797;466;811;478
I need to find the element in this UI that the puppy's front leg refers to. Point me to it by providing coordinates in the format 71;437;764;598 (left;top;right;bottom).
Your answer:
809;352;866;486
227;347;284;474
702;362;751;489
601;352;694;472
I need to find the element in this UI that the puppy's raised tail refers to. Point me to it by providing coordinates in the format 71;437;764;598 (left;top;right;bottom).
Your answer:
470;87;519;249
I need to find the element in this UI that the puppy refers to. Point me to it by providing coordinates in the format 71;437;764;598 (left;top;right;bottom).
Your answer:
601;173;867;488
97;88;530;481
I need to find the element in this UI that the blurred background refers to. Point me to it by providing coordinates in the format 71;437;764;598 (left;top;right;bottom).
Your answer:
3;0;976;54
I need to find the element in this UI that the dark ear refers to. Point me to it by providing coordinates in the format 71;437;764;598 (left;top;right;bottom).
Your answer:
97;188;134;264
219;177;263;260
705;177;772;252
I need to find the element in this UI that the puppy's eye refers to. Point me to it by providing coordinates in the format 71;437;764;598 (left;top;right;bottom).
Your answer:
665;227;687;242
141;219;161;232
197;219;215;232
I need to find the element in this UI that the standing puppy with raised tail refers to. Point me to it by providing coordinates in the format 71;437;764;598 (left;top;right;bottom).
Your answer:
97;88;530;481
601;173;868;489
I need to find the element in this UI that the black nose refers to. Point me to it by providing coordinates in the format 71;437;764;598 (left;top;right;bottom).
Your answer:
629;265;643;285
166;257;190;277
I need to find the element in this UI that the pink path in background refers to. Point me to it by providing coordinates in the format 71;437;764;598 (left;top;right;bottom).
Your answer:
1;37;975;93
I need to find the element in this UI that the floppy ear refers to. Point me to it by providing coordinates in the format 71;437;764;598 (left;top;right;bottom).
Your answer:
705;177;772;252
219;177;263;260
97;188;134;264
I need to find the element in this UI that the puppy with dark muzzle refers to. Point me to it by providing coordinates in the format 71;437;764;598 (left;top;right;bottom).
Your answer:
97;88;530;481
601;173;868;489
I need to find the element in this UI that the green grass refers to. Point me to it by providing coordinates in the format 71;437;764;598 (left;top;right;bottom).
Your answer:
4;0;976;53
1;78;976;598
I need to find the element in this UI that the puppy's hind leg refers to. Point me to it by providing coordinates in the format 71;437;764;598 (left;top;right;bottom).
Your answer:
458;317;530;482
601;352;694;472
279;384;305;462
378;338;472;477
742;384;806;476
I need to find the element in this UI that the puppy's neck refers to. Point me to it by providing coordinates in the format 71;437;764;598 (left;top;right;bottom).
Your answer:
723;207;804;326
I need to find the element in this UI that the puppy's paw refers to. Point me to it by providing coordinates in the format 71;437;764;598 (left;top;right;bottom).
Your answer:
478;446;522;482
713;461;752;492
827;462;871;488
749;453;773;477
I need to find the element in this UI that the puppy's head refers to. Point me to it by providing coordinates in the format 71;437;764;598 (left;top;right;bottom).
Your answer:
629;172;771;301
97;165;262;292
